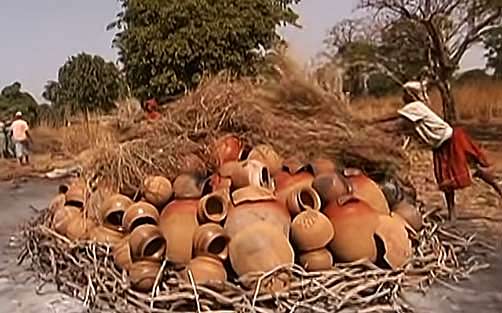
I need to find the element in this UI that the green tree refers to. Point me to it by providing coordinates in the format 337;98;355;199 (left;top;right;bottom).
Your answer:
484;26;502;79
43;53;127;114
0;82;38;123
108;0;300;101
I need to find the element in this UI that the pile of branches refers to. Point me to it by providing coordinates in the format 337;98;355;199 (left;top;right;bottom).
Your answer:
18;205;492;313
82;55;408;193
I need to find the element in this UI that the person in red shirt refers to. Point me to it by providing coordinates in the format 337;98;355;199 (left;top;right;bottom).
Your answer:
144;98;161;120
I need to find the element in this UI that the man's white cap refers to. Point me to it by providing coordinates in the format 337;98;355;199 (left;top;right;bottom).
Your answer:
403;81;424;93
15;111;22;117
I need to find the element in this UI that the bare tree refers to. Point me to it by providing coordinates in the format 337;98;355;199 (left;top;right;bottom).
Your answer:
358;0;502;122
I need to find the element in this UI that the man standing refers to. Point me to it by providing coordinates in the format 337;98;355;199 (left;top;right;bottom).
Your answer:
10;112;31;165
373;81;502;222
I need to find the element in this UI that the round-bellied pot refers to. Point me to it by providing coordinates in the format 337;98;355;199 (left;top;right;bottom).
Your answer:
299;248;333;272
65;214;97;241
193;223;229;261
89;226;124;246
374;214;413;270
311;173;350;206
52;205;81;235
392;201;423;232
198;189;231;224
48;185;68;213
342;168;390;215
143;176;173;208
129;260;162;292
229;160;274;191
65;182;86;208
173;173;212;200
286;185;322;216
100;194;133;232
274;158;315;206
129;224;166;262
113;235;133;271
291;210;334;252
122;201;159;233
182;255;227;285
210;135;244;167
247;144;283;176
307;158;337;177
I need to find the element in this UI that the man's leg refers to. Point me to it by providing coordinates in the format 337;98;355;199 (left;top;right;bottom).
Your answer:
445;190;456;222
473;167;502;197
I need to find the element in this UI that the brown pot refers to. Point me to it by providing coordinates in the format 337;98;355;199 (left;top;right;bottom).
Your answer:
143;176;173;208
122;201;159;232
312;173;350;205
286;185;322;216
210;135;244;167
113;236;133;271
209;173;232;191
324;196;379;263
247;144;283;176
89;226;124;246
173;173;212;200
52;205;81;235
66;215;96;241
281;158;311;175
275;159;314;206
392;201;423;232
198;189;231;224
65;182;86;208
226;186;290;238
193;223;229;260
159;199;199;265
129;224;166;262
228;221;294;278
49;193;66;214
374;215;413;270
183;255;227;284
230;160;274;190
299;248;333;272
343;169;390;215
101;194;134;232
307;158;337;176
129;260;162;292
291;210;334;252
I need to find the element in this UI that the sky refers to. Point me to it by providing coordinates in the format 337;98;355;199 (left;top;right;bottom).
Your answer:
0;0;486;103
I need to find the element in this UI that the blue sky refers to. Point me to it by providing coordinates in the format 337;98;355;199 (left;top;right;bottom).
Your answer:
0;0;485;102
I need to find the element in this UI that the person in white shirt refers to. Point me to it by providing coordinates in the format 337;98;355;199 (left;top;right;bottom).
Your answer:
9;111;31;165
372;81;501;222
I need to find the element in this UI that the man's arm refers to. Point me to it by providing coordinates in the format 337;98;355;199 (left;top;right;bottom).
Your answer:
369;113;402;124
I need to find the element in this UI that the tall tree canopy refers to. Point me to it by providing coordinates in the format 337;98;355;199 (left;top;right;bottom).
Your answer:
43;53;127;114
484;26;502;79
108;0;300;101
0;82;38;123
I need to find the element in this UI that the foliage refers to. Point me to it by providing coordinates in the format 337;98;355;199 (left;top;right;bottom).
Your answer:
484;26;502;79
109;0;300;101
43;53;127;115
0;82;38;123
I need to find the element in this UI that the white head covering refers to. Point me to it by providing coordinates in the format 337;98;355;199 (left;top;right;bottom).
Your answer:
15;111;22;117
403;81;429;103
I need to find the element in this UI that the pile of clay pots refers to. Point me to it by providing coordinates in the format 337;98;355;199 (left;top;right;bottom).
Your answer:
47;134;423;294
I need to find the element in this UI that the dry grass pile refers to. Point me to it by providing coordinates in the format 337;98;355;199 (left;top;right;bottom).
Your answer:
83;56;407;193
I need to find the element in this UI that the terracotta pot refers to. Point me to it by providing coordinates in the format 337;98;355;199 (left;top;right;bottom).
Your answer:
198;189;231;224
230;160;274;190
52;205;81;235
193;223;229;260
291;210;334;252
113;236;133;271
275;158;314;206
247;144;283;176
308;158;337;176
173;173;212;199
281;158;311;175
374;215;412;270
65;182;86;208
286;185;322;216
324;195;380;263
101;194;133;232
209;173;232;191
66;214;96;241
228;221;294;278
210;135;244;167
122;201;159;232
49;193;66;214
129;260;162;292
312;173;350;205
89;226;124;246
159;199;199;265
183;255;227;284
128;224;166;262
226;186;290;238
299;248;333;272
343;168;390;215
392;201;423;232
143;176;173;208
379;177;404;210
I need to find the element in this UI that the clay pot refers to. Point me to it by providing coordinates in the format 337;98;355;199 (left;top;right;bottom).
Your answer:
183;255;227;284
198;189;231;224
392;201;423;232
159;199;199;265
173;173;212;200
343;168;390;215
291;210;334;252
226;186;290;238
113;236;133;271
122;201;159;232
275;158;314;205
52;205;81;235
209;173;232;191
193;223;229;260
230;160;274;190
210;135;244;167
228;221;294;278
129;260;162;292
129;224;166;262
308;158;337;176
101;194;133;232
281;158;311;175
65;182;86;208
66;215;96;241
143;176;173;208
247;144;283;176
286;185;322;216
49;193;66;214
312;173;350;205
89;226;124;246
379;177;404;210
299;248;333;272
324;196;380;262
374;215;412;270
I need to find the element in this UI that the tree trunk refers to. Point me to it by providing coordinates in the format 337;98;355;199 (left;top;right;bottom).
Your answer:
437;80;457;123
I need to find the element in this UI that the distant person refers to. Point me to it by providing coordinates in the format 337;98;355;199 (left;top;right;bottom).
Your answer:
144;98;161;121
372;81;502;222
10;112;31;165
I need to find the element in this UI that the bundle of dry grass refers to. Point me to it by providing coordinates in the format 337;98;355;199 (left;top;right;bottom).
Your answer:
82;55;407;193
